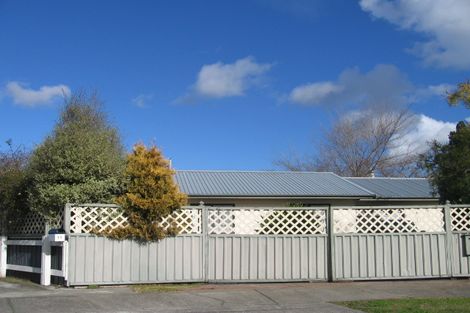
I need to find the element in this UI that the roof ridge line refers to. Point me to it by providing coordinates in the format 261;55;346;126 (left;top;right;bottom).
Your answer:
175;169;336;174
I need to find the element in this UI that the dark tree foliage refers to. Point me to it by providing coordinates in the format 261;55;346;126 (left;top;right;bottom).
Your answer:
423;121;470;203
0;141;30;234
27;91;126;218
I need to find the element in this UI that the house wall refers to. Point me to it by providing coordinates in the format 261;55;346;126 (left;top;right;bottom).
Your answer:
189;197;439;207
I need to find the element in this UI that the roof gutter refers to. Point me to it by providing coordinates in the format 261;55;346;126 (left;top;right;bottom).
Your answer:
187;195;376;200
358;197;438;202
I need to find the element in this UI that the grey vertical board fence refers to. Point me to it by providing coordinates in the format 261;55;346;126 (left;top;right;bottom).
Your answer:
64;204;470;286
207;235;328;281
451;233;470;276
66;205;329;285
334;233;448;280
331;205;470;281
449;206;470;276
206;206;329;282
67;234;204;285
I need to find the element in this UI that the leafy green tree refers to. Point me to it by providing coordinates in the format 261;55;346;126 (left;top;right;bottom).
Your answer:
424;121;470;203
448;81;470;108
104;143;187;241
27;91;125;218
0;141;29;234
422;81;470;203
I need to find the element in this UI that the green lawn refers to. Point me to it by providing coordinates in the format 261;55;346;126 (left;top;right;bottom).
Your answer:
337;298;470;313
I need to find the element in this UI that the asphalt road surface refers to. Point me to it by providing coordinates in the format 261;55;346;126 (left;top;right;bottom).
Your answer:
1;279;470;312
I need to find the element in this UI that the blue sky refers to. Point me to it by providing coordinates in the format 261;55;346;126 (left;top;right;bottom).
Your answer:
0;0;469;170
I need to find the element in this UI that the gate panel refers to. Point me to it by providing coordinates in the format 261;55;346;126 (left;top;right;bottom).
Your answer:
451;233;470;276
207;207;328;282
208;235;327;281
66;206;205;286
68;234;204;285
333;206;449;280
334;233;448;280
450;206;470;276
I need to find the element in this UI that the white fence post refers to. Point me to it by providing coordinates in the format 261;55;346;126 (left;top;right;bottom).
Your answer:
64;204;71;234
200;202;209;282
327;206;335;282
62;240;69;285
444;201;454;277
40;235;51;286
0;236;7;278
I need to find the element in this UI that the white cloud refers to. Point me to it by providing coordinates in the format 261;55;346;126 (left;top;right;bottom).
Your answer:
194;57;271;98
391;114;456;156
132;94;153;108
289;64;414;106
413;83;453;102
5;81;71;107
424;84;454;97
360;0;470;69
290;82;342;105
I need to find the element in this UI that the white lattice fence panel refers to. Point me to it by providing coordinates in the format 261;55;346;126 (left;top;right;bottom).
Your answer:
12;211;46;235
70;206;128;233
451;206;470;232
208;208;327;235
334;207;445;234
11;210;64;235
49;210;64;230
161;209;202;234
69;205;202;234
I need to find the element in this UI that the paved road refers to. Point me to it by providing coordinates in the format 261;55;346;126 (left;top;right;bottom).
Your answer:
1;279;470;313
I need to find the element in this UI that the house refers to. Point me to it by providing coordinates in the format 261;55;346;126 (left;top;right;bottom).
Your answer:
174;170;437;207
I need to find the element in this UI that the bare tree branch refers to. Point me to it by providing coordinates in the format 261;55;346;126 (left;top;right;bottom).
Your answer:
276;107;425;177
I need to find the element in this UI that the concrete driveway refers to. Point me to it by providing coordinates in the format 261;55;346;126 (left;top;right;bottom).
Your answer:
1;279;470;313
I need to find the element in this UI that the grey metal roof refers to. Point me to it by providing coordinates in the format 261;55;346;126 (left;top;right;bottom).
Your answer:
346;177;436;199
175;170;375;198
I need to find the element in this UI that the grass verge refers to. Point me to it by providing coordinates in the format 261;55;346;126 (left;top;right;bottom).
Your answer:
132;283;202;293
336;297;470;313
0;276;39;287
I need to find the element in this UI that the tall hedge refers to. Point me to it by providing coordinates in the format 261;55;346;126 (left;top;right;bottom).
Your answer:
27;91;125;219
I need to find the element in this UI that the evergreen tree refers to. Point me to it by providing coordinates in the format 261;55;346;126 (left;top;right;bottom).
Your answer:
424;121;470;203
423;81;470;203
27;91;125;218
106;143;187;241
